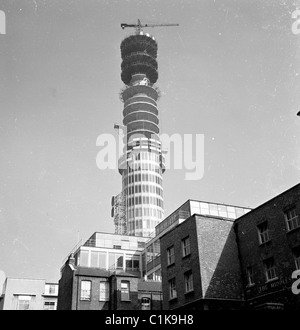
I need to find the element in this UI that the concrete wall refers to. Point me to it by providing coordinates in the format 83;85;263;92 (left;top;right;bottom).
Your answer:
1;278;46;310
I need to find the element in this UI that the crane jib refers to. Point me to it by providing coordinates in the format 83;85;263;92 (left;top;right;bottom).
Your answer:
121;20;179;30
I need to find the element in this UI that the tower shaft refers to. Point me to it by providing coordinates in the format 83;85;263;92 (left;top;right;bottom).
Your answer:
113;32;165;237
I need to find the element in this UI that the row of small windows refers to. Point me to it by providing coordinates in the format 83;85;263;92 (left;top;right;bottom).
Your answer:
43;301;56;310
127;162;161;172
128;196;163;208
146;270;162;282
121;152;162;170
128;219;160;231
128;207;163;219
80;279;153;307
80;280;109;301
125;173;162;185
246;247;300;286
169;270;194;300
257;207;299;245
79;250;140;271
126;184;163;197
167;237;191;266
15;296;56;310
129;151;161;162
80;280;130;302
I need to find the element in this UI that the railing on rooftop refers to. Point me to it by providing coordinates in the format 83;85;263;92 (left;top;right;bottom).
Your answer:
146;254;161;272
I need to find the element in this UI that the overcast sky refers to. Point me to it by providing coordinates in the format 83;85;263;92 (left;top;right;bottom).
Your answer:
0;0;300;286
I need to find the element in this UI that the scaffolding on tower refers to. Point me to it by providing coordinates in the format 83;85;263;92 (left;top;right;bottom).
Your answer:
111;192;127;235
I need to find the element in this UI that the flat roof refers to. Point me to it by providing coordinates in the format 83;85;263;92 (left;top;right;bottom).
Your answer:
155;199;252;237
6;277;47;281
87;231;151;240
188;198;251;210
159;213;236;240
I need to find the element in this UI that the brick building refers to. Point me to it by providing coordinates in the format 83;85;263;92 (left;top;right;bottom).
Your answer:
57;231;162;310
160;183;300;310
57;202;250;310
160;214;244;310
57;255;162;310
57;184;300;310
142;199;251;282
235;183;300;310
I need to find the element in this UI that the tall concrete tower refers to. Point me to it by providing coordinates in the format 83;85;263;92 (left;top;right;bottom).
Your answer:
112;29;165;237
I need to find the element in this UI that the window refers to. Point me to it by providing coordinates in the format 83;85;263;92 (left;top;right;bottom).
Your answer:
182;237;191;257
293;246;300;270
263;258;277;282
246;266;255;286
169;278;177;299
80;250;89;267
167;246;175;266
80;280;91;301
98;252;107;269
285;208;299;232
218;205;228;218
184;270;193;293
91;251;99;268
209;203;218;216
108;253;116;269
125;255;139;270
154;240;160;254
99;281;109;301
116;255;123;269
141;297;151;310
48;284;56;294
126;259;133;269
45;284;57;295
17;296;31;310
257;221;270;244
121;281;130;301
43;301;56;310
138;241;145;248
133;259;139;269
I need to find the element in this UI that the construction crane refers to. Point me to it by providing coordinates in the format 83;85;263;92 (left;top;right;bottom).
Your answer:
121;19;179;34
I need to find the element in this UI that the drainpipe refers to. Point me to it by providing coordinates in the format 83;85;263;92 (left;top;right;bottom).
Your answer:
76;276;79;310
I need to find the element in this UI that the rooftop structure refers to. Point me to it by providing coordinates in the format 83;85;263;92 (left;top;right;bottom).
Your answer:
60;232;150;277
